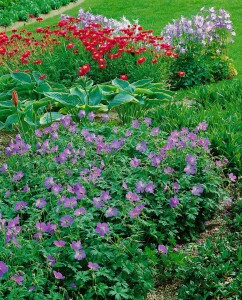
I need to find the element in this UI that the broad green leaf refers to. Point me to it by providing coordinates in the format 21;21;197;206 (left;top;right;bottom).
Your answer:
99;85;117;94
152;92;173;100
70;87;86;105
32;71;42;85
40;112;63;125
35;82;52;93
5;114;18;130
0;101;14;108
132;78;153;87
11;72;32;83
112;78;130;90
89;86;102;106
0;91;11;101
134;88;154;96
0;109;15;120
0;121;4;130
44;92;80;107
108;92;138;109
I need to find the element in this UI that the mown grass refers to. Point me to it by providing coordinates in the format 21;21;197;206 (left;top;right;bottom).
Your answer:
16;0;242;79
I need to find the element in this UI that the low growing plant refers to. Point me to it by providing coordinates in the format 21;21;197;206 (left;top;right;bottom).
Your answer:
0;115;231;298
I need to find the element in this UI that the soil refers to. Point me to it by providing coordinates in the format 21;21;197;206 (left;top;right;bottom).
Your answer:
0;0;84;32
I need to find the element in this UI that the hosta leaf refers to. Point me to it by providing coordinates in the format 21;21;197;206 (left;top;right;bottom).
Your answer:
108;92;138;109
89;85;102;106
132;78;153;87
5;114;18;130
11;72;32;83
39;112;63;125
44;92;81;106
70;87;86;105
112;78;130;90
0;121;5;129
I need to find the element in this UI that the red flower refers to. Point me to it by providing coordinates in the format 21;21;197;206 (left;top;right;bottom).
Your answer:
36;17;43;22
137;57;146;65
36;28;44;33
98;64;106;69
39;74;47;80
0;47;6;55
33;60;42;65
119;74;128;80
152;59;157;64
177;71;186;77
66;43;75;49
58;20;68;27
78;64;90;76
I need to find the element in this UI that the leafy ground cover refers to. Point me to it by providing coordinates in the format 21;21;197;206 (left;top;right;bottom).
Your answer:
0;0;78;26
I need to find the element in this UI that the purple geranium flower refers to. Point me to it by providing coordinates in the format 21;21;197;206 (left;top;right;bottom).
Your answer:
150;127;159;136
191;184;204;196
47;256;55;266
136;181;146;193
129;204;144;218
136;141;147;152
0;164;7;173
78;110;86;118
95;222;109;236
14;201;27;211
158;244;168;254
88;262;100;270
144;117;152;126
184;164;196;175
164;167;174;174
51;183;63;195
126;191;140;202
131;120;139;128
228;173;237;182
53;271;65;279
169;197;179;208
101;114;109;122
0;261;8;277
53;240;66;247
106;207;118;217
74;249;86;260
88;111;95;121
130;157;141;168
74;207;86;216
70;241;82;251
186;154;197;165
36;198;46;208
12;274;24;285
60;215;74;227
44;177;55;189
13;171;24;181
145;182;156;193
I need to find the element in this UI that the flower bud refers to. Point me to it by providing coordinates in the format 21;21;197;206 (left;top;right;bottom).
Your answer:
12;90;18;107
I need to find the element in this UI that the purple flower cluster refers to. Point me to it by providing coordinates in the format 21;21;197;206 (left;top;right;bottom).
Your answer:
5;134;31;156
162;7;235;52
129;204;145;218
70;241;86;260
93;190;111;208
95;222;110;236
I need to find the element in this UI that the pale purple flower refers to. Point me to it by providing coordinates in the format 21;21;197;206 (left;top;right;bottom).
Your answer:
113;126;118;133
130;157;141;168
74;207;86;216
170;197;179;208
71;241;82;251
144;117;152;126
0;164;7;173
106;207;118;217
36;222;48;232
228;173;237;182
47;256;55;266
88;262;100;270
60;215;74;227
22;184;30;193
44;177;55;189
0;261;8;277
126;191;140;202
101;114;109;122
184;164;196;175
131;120;139;128
35;129;42;137
100;190;111;202
194;122;208;132
74;249;86;260
5;190;11;197
29;285;35;292
14;201;27;211
51;183;63;195
136;181;146;193
13;171;24;181
136;141;147;152
88;111;95;121
164;167;174;174
53;271;65;279
53;240;66;247
215;160;223;167
64;197;77;208
95;222;109;236
92;197;104;209
150;127;159;136
36;198;46;208
173;182;180;193
122;180;128;190
129;204;144;218
151;155;161;167
191;184;204;196
158;244;168;254
12;274;24;285
125;130;133;137
145;182;156;193
78;110;86;119
186;154;197;165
